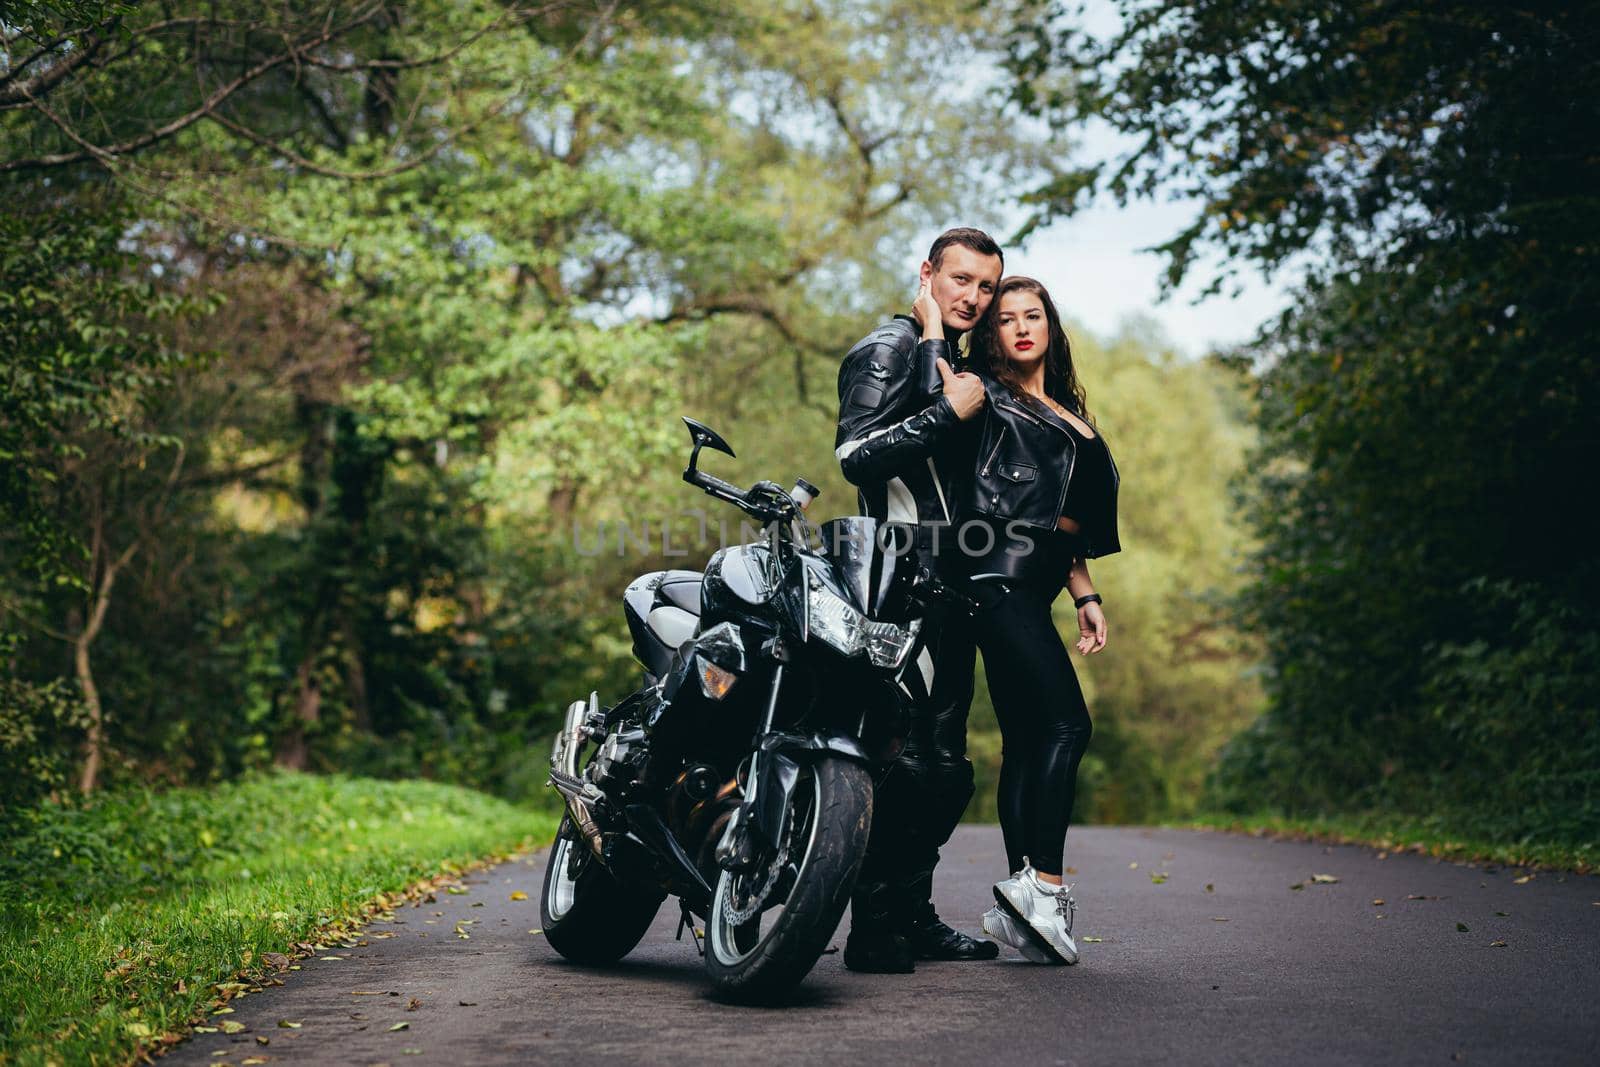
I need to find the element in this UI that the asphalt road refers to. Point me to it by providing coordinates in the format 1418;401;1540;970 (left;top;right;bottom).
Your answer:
165;825;1599;1066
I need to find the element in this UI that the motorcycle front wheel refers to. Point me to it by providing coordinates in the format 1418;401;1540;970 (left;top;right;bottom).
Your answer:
704;756;872;1002
540;814;665;965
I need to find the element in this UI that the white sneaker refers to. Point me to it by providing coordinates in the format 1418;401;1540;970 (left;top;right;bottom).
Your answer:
981;904;1052;963
993;858;1079;965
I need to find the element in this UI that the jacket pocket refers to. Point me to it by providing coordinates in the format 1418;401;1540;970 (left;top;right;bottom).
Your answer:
997;461;1036;484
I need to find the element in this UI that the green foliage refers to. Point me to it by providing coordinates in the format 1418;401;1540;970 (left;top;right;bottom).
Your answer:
1011;1;1600;845
2;0;1077;803
0;773;553;1065
0;197;187;584
0;634;90;813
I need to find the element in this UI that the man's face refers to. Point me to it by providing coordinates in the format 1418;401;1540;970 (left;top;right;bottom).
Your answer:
920;244;1003;333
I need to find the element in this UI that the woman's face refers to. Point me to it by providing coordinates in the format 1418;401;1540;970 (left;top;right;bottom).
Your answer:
996;289;1049;368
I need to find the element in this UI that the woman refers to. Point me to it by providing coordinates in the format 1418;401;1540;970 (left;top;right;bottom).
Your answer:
958;276;1119;965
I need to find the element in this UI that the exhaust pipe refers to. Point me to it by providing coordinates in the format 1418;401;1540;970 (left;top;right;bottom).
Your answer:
549;692;604;855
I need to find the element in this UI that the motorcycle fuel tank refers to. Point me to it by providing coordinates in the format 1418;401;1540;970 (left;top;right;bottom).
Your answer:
702;544;776;615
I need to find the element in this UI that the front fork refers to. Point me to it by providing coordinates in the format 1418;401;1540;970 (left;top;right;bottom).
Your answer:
715;663;792;874
715;661;871;875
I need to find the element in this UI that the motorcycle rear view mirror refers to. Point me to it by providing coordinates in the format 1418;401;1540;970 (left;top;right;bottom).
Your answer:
682;416;736;475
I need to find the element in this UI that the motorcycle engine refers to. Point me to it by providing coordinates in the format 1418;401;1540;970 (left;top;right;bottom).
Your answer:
588;724;649;790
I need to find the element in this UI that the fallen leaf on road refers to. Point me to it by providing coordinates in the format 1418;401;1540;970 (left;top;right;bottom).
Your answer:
1311;874;1339;884
241;1059;267;1066
403;1049;422;1056
1372;899;1386;906
1082;937;1103;943
1456;922;1470;932
210;1051;228;1059
406;999;421;1012
1513;875;1532;885
220;1021;246;1034
255;1036;269;1046
388;1021;410;1031
1489;939;1508;947
194;1026;218;1034
278;1020;302;1029
319;956;345;961
1129;862;1139;869
527;929;542;936
211;1008;235;1016
1150;872;1168;885
510;891;528;901
446;887;468;895
1289;882;1305;891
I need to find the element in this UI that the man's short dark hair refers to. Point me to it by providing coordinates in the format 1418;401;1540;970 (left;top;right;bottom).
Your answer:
928;227;1003;271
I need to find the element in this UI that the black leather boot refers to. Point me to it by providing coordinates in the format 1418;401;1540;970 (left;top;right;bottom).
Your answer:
897;867;999;961
843;880;916;973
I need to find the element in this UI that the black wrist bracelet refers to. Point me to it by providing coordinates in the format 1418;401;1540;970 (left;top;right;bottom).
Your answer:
1074;593;1102;609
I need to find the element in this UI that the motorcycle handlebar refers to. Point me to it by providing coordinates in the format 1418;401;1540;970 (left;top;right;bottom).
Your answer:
683;468;794;525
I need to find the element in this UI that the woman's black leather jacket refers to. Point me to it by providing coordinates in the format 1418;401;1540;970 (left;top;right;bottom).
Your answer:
962;373;1121;560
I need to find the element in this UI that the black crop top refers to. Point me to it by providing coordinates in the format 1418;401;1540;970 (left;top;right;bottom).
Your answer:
1061;420;1114;530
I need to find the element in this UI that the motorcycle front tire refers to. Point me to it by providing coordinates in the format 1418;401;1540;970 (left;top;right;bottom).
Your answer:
540;815;665;965
704;756;872;1003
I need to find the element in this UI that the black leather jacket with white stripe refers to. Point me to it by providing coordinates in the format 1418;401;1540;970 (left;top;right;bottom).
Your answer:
833;316;972;565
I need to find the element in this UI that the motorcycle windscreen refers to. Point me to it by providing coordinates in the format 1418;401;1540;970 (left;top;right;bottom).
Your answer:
815;516;908;617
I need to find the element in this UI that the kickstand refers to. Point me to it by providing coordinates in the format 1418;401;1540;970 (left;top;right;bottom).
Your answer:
675;904;705;957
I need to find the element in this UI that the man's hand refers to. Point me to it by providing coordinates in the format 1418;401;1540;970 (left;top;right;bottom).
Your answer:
1075;600;1107;655
937;357;985;421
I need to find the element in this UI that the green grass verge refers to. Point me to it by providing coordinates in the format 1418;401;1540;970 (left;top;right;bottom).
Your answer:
0;772;557;1067
1182;811;1597;874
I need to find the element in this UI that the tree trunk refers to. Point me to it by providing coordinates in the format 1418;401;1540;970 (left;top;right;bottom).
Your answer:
74;539;138;794
73;616;104;795
276;652;322;770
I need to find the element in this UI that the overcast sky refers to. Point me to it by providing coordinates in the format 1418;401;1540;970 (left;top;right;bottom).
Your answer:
913;0;1297;358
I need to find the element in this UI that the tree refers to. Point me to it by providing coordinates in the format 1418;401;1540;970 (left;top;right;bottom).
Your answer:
1006;1;1600;830
3;0;1073;795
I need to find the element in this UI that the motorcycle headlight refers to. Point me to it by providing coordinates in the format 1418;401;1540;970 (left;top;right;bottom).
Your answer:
805;578;920;669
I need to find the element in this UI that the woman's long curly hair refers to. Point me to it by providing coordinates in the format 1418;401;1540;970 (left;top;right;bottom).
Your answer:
969;275;1092;427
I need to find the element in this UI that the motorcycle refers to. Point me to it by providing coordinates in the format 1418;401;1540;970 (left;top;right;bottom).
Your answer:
540;416;971;1001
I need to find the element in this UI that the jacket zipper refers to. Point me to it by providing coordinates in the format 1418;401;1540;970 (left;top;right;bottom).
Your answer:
981;424;1008;477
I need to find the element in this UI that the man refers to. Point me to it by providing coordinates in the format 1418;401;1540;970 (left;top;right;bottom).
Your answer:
834;227;1003;972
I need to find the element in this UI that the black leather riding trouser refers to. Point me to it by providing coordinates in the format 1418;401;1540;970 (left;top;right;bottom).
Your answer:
855;608;977;916
979;581;1093;878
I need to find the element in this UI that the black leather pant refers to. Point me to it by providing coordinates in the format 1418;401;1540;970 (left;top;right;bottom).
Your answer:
856;609;977;912
978;581;1093;877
